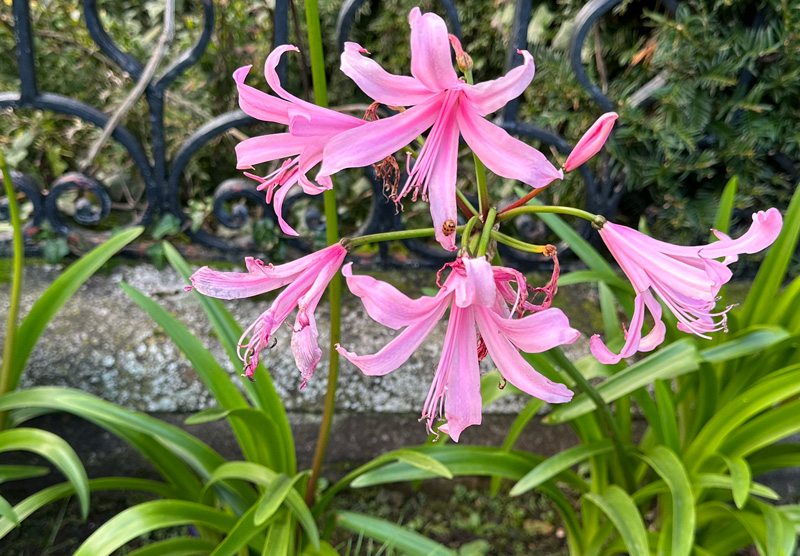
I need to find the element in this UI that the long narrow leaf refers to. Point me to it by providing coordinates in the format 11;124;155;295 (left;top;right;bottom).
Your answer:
711;176;738;238
163;242;296;474
741;184;800;325
584;486;649;556
0;464;49;483
10;227;144;389
335;511;456;556
510;441;613;496
125;537;217;556
0;428;89;518
637;446;695;556
722;456;752;509
547;340;701;423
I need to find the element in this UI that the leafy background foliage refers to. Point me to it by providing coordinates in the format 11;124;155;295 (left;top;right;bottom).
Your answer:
2;0;798;253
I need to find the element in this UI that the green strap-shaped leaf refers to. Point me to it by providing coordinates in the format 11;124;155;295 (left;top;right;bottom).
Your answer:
0;477;180;540
209;500;268;556
72;500;242;556
163;242;296;474
749;444;800;476
510;441;613;496
699;326;790;364
10;227;144;389
637;446;695;556
0;495;18;526
547;340;701;423
0;464;49;483
684;365;800;472
262;509;293;556
202;462;319;550
124;537;217;556
654;380;680;453
711;176;738;239
721;399;800;458
584;486;650;556
335;511;456;556
255;473;306;526
490;397;545;496
721;456;752;509
760;501;797;556
0;428;89;519
742;184;800;326
480;368;522;406
184;407;230;425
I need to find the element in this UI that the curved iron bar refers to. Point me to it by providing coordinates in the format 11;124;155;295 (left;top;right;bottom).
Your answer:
0;171;44;233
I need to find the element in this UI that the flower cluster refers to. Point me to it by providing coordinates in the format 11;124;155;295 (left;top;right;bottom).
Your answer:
190;7;782;440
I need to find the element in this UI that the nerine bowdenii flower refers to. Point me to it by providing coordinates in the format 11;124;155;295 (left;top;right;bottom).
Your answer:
336;256;577;441
189;244;347;387
590;209;783;364
320;8;563;251
234;45;364;235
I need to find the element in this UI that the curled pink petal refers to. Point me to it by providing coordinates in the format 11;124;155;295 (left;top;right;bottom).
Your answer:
235;134;306;169
563;112;618;172
486;308;579;353
233;65;290;125
340;42;435;106
590;292;665;364
455;257;495;308
699;208;783;261
462;50;535;116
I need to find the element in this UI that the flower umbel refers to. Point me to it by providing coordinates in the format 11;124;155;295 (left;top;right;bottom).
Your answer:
591;209;783;363
233;46;364;235
336;256;577;441
188;244;347;386
320;8;563;250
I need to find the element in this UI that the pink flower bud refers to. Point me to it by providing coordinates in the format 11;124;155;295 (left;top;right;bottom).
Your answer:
563;112;618;172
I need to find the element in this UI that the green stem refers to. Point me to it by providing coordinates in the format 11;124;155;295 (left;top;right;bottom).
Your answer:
345;226;458;249
490;230;547;254
0;150;23;431
550;349;634;491
304;0;339;506
496;205;600;224
475;207;496;258
461;215;479;253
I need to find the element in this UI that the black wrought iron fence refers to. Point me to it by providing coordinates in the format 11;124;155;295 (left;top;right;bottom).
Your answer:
1;0;676;267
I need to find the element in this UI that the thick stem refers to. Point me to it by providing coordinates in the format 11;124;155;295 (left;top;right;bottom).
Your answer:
304;0;338;505
496;205;601;225
0;150;23;431
455;188;479;217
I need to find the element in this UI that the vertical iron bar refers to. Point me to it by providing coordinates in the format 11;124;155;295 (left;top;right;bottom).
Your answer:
502;0;532;123
13;0;38;104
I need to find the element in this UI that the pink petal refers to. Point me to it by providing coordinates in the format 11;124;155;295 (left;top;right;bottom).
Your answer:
233;65;290;125
265;45;317;109
190;256;302;299
287;106;363;138
590;291;666;364
485;308;579;353
272;177;300;236
291;313;321;385
439;307;482;442
475;308;573;403
340;42;435;106
699;208;783;261
425;115;460;251
234;133;306;169
563;112;618;172
409;9;460;92
454;257;496;308
336;300;449;376
462;50;535;116
342;263;450;329
320;95;443;175
457;105;564;188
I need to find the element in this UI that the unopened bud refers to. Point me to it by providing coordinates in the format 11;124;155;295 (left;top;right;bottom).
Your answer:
563;112;618;172
448;34;473;73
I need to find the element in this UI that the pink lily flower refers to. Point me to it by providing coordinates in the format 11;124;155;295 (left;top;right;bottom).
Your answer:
234;45;365;235
188;243;348;386
319;8;563;251
591;208;783;364
337;256;577;441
